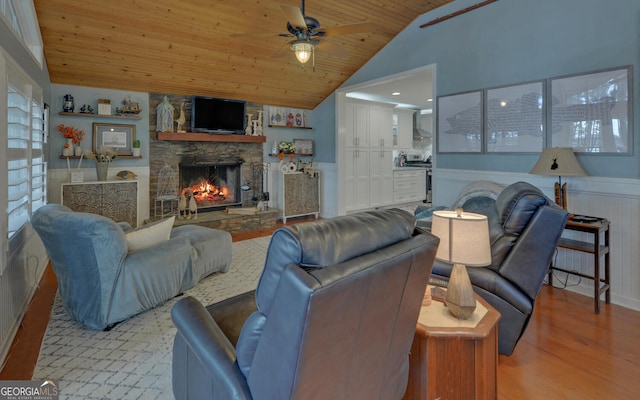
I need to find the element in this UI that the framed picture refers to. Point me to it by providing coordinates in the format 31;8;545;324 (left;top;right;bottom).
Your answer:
549;66;632;154
93;123;136;156
437;90;483;153
293;139;313;155
485;81;544;153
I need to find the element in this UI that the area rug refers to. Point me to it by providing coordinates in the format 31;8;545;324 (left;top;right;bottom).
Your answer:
33;236;271;400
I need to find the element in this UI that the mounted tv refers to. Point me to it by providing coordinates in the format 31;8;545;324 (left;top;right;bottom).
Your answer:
191;96;246;134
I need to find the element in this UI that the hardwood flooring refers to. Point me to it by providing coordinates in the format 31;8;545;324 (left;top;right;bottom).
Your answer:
2;216;640;399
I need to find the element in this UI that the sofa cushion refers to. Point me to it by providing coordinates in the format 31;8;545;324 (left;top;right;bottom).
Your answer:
126;216;175;252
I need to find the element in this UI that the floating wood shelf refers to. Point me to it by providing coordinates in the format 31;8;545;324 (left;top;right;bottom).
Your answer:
156;131;266;143
268;125;312;130
59;155;142;159
58;112;142;120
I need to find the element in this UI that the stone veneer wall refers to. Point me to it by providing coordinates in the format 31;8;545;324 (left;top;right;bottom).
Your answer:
149;93;265;215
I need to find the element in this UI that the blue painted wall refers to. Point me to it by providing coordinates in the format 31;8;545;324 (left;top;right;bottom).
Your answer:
315;0;640;178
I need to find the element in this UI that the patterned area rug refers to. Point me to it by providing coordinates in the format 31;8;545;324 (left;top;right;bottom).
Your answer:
33;236;271;399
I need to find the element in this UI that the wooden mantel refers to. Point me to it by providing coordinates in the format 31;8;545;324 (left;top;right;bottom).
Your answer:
156;131;266;143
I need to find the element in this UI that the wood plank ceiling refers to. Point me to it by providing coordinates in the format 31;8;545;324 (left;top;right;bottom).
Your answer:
34;0;454;110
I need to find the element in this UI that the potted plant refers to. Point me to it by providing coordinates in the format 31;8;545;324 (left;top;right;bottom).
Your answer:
132;139;141;157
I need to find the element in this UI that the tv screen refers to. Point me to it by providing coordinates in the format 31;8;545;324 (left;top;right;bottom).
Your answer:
191;96;246;134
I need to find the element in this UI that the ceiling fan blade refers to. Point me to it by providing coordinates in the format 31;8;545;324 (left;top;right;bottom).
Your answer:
230;31;279;37
322;22;376;37
281;3;307;30
317;41;349;59
272;41;292;58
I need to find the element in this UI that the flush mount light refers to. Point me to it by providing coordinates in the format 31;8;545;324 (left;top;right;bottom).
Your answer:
392;92;401;96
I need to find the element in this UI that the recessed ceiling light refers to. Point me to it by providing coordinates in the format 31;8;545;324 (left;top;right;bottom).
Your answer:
392;92;401;96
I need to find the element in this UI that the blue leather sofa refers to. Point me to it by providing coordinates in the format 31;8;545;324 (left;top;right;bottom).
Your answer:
31;204;232;330
171;209;439;400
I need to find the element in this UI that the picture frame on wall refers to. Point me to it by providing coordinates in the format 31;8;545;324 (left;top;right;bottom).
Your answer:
293;139;313;156
93;123;136;157
485;80;544;153
549;65;632;154
437;90;483;153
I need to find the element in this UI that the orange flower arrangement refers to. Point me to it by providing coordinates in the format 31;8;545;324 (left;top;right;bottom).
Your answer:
57;124;85;145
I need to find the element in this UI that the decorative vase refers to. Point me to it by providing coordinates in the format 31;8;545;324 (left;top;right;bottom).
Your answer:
278;152;284;161
96;162;109;181
62;139;74;156
288;153;295;162
75;145;83;156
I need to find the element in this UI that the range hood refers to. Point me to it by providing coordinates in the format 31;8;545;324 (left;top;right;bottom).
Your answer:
413;111;432;141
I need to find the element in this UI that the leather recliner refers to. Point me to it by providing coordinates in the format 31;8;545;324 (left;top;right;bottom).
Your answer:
171;209;439;400
431;181;569;356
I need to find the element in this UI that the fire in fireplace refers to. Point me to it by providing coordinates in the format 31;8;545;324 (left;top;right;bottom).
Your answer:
179;162;242;211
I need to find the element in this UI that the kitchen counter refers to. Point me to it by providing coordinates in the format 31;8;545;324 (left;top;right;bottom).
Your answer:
393;166;431;171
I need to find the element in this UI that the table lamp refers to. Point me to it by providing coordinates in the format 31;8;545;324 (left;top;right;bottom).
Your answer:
431;208;491;319
529;147;586;210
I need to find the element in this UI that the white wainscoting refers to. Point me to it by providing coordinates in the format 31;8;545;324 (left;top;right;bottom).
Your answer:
433;168;640;312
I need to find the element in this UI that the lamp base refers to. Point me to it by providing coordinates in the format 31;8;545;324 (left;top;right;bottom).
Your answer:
444;263;477;319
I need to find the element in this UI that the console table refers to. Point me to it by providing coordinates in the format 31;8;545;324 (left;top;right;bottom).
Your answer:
61;180;139;227
548;216;610;314
403;290;500;400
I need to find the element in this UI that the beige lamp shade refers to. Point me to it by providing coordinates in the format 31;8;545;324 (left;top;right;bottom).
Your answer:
431;208;492;319
529;147;586;177
431;209;492;267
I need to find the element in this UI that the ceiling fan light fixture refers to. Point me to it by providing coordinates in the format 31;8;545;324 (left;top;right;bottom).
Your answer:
291;41;314;64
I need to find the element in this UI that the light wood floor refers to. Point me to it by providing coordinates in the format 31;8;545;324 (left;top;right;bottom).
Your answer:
2;217;639;399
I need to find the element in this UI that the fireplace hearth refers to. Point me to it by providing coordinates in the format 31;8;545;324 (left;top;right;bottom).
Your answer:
179;162;242;211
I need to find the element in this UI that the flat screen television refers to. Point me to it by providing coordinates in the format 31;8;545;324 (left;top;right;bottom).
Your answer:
191;96;246;134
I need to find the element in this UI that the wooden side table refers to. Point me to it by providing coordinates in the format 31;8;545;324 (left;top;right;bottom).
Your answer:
404;291;500;400
548;216;610;314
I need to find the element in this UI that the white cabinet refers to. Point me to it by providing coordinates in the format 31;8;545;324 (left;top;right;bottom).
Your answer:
344;148;370;212
369;149;394;208
343;100;395;213
393;170;426;205
394;109;414;150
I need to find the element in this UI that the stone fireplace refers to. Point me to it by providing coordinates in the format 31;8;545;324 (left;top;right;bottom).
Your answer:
148;93;277;232
179;161;243;211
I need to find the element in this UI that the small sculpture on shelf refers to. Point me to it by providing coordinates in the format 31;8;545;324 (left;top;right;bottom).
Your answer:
175;101;186;133
79;104;94;114
121;96;141;114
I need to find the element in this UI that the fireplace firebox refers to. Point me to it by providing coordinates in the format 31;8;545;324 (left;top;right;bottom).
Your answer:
179;162;242;211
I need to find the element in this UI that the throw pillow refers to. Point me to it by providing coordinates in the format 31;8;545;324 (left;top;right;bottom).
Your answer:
126;216;175;252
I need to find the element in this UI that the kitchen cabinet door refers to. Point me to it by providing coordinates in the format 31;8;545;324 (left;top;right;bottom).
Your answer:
369;149;394;208
344;148;370;212
369;105;394;149
345;102;369;148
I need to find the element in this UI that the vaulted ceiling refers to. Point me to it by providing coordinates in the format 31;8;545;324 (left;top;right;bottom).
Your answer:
34;0;454;110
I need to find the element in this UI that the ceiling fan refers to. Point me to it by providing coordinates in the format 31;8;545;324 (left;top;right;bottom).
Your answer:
232;1;375;68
